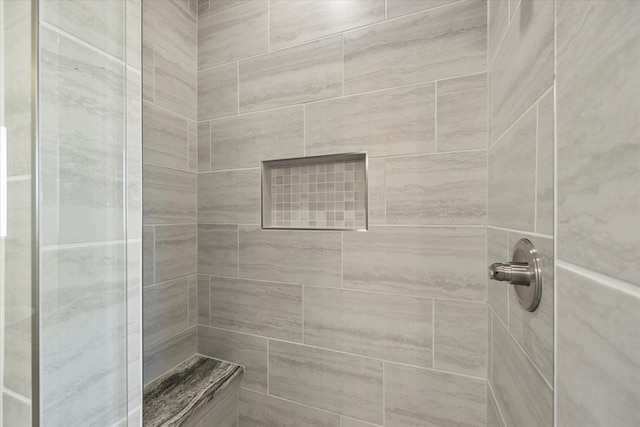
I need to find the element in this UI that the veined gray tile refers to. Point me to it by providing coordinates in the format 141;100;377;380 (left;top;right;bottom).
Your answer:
344;226;485;300
239;36;342;113
2;393;31;427
197;325;268;393
434;299;487;377
198;224;239;277
270;0;384;50
188;120;198;172
368;158;385;224
556;0;640;285
269;341;383;424
536;90;554;236
198;1;268;69
487;227;508;323
304;286;432;367
144;326;196;385
386;151;487;225
143;40;154;102
188;275;197;326
209;276;302;341
154;224;197;282
143;0;196;68
305;84;435;157
143;277;189;348
487;386;506;427
557;267;640;426
198;121;211;172
509;0;521;20
41;0;125;59
211;106;304;171
143;101;189;170
198;275;211;325
40;243;128;426
385;362;486;427
491;312;552;427
198;169;261;223
127;240;143;414
200;0;252;18
198;0;210;17
198;62;238;121
437;73;487;152
344;0;486;94
386;0;459;19
239;225;341;286
488;0;509;64
126;70;143;240
143;163;197;224
492;0;553;139
239;388;340;427
155;47;197;119
341;418;381;427
199;390;238;427
488;107;536;231
508;232;554;384
40;26;125;245
143;226;155;286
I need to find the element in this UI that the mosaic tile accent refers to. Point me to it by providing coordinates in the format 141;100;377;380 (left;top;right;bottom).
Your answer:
266;158;367;230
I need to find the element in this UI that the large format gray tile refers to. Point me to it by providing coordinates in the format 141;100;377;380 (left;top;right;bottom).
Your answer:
437;73;487;152
536;90;554;236
270;0;384;50
143;40;154;101
344;226;485;300
239;388;341;427
199;390;238;427
211;106;304;171
557;267;640;426
434;299;487;377
154;47;197;119
143;0;196;68
488;0;508;63
386;151;487;225
198;121;211;172
143;101;189;170
188;120;197;172
188;275;197;327
304;287;432;367
198;0;252;18
305;83;435;158
2;393;31;427
143;163;197;224
198;224;239;277
143;277;189;348
239;36;342;113
487;386;506;427
507;232;554;384
239;225;341;286
197;325;268;393
488;107;536;231
198;1;268;69
154;224;197;282
209;276;302;341
341;418;381;427
368;158;385;224
385;362;486;427
198;62;239;121
487;227;508;323
386;0;459;19
42;0;125;59
556;0;640;285
144;326;197;385
492;0;553;140
198;275;210;325
491;312;553;427
198;169;261;223
40;26;125;245
269;341;383;424
40;243;128;426
344;0;486;94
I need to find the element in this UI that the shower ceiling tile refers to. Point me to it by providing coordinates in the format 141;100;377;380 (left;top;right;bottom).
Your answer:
344;0;486;94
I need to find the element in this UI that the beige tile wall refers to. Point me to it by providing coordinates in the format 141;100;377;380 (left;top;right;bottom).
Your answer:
197;1;488;425
142;0;199;386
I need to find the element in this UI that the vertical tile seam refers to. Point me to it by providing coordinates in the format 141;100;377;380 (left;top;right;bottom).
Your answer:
434;81;438;152
431;299;436;369
534;102;539;233
236;224;240;278
236;61;240;115
152;225;156;285
267;0;271;52
552;0;558;423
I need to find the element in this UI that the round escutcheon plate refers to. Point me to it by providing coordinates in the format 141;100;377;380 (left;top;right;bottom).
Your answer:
511;238;542;312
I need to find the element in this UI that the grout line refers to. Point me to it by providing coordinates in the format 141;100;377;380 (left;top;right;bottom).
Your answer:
556;260;640;297
266;339;270;394
6;174;31;181
431;299;436;368
301;286;305;343
534;102;539;233
303;104;306;157
143;99;196;126
553;0;558;421
237;225;240;278
236;61;240;115
487;225;553;240
384;0;388;20
434;82;438;152
382;361;386;424
143;159;196;174
152;226;156;285
1;387;31;405
488;380;508;427
41;239;128;251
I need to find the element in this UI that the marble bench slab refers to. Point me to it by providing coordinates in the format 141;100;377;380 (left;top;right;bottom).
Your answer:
144;355;243;427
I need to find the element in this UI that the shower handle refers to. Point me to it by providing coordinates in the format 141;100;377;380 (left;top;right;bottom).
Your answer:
488;262;531;286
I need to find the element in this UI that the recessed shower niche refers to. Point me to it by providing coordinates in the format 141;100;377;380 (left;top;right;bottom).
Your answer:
261;153;368;231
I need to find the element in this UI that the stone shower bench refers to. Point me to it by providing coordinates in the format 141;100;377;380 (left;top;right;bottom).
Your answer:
144;355;243;427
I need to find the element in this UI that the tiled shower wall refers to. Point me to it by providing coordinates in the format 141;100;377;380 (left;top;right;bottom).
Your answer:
487;1;640;426
142;0;199;385
196;0;488;425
